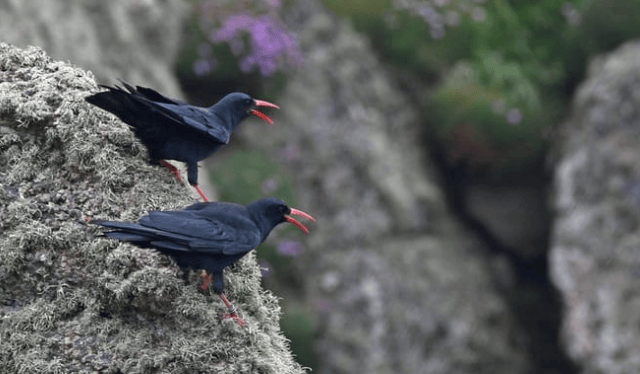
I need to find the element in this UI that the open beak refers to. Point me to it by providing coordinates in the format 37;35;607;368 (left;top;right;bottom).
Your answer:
250;99;280;125
285;208;316;234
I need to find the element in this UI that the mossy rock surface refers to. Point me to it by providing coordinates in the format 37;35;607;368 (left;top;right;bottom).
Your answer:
0;43;304;374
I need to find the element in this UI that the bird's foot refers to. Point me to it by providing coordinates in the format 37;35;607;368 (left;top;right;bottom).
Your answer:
219;293;246;327
160;160;183;183
194;184;210;202
222;311;246;327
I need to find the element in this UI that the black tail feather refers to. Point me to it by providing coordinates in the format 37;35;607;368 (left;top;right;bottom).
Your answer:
85;86;140;122
91;219;191;251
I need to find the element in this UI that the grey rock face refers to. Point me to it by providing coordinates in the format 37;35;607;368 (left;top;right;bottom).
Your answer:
0;0;186;97
242;2;531;373
0;43;303;374
314;234;528;374
550;41;640;373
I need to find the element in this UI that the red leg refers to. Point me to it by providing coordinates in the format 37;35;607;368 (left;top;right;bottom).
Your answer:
160;161;209;202
219;293;246;327
201;273;245;326
193;184;210;202
160;160;183;183
201;272;212;290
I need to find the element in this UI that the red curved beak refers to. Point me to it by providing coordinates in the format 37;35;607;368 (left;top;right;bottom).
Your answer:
250;99;279;125
285;208;316;234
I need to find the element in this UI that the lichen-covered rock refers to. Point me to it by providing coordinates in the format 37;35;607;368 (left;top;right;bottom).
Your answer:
0;43;304;374
550;41;640;373
0;0;186;97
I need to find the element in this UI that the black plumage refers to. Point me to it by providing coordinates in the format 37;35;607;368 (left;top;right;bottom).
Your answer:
91;197;315;326
85;81;279;201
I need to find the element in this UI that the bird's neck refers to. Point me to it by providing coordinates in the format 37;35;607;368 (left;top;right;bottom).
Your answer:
209;106;246;132
247;205;278;241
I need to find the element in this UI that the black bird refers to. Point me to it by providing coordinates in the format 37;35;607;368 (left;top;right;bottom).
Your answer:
91;197;315;326
85;81;279;201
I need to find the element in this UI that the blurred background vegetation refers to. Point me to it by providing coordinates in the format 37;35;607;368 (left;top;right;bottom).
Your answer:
174;0;640;370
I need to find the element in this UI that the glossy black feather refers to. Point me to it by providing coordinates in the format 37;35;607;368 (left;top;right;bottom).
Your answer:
92;197;294;293
85;82;255;185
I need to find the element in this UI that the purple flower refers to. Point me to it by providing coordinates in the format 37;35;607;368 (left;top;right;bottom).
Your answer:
506;108;523;125
281;144;301;162
624;176;640;206
192;58;217;76
261;177;280;194
240;55;256;72
277;240;305;257
212;14;303;77
416;6;435;18
258;259;272;278
213;14;254;41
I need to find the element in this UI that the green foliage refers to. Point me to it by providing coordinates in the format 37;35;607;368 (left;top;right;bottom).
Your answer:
347;10;474;81
428;0;569;171
209;148;297;206
317;2;545;170
463;0;567;90
431;59;559;170
324;0;392;16
279;302;319;371
575;0;640;51
563;0;640;85
326;0;640;172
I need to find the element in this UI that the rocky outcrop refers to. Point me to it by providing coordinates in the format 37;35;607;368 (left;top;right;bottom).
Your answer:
0;0;186;97
0;0;220;201
550;41;640;373
0;43;303;374
241;2;531;373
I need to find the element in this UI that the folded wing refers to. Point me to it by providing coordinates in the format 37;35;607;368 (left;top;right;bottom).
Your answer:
87;82;231;144
93;208;261;256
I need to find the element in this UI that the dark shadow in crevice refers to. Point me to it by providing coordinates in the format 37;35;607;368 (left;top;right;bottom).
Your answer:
426;136;579;374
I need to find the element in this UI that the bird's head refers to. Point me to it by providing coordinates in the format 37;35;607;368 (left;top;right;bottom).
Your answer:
248;197;316;237
217;92;279;126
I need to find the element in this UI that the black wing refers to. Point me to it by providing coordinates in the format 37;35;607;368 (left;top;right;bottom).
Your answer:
94;211;261;256
121;80;231;143
149;102;231;144
147;204;263;254
87;82;231;145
